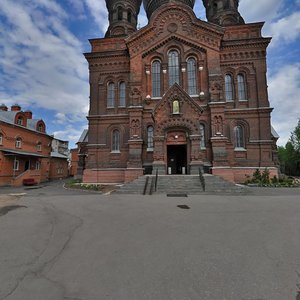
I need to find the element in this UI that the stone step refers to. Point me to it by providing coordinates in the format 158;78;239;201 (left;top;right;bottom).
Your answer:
113;174;247;195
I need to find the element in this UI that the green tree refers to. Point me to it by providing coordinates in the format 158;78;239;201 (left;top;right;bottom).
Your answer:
278;120;300;176
291;119;300;152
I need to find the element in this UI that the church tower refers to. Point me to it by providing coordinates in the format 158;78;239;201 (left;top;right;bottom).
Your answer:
83;0;278;185
105;0;142;37
143;0;195;19
202;0;244;26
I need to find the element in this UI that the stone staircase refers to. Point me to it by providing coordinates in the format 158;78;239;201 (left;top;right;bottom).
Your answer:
113;174;248;195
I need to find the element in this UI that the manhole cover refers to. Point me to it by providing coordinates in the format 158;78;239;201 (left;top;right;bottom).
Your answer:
167;194;188;197
177;205;190;209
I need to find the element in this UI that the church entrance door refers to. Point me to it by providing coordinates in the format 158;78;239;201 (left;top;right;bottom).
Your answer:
167;145;187;174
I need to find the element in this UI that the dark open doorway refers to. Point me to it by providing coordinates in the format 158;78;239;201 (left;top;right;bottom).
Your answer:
25;160;30;171
167;145;187;174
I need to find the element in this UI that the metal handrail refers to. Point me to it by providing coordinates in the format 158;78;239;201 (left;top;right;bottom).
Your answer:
154;168;158;192
143;176;149;195
199;167;205;192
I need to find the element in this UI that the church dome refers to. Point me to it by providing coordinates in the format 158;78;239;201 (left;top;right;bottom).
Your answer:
143;0;195;19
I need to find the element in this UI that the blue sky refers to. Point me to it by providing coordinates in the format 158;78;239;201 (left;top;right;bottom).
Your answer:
0;0;300;148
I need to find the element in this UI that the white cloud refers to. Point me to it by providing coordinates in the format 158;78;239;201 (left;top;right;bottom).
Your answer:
268;11;300;46
83;0;108;34
0;0;89;117
268;64;300;145
240;0;283;24
53;124;87;145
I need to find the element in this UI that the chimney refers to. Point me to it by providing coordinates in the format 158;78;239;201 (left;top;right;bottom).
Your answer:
11;104;21;111
24;110;33;119
0;104;8;111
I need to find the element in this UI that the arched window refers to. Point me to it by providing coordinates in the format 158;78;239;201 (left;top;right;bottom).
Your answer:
172;100;180;114
234;125;245;148
17;116;23;125
107;82;115;107
225;74;234;101
237;74;247;100
0;133;3;145
127;9;132;23
152;60;161;97
187;57;197;95
119;82;126;107
36;142;42;151
147;126;154;150
112;129;120;152
213;2;218;14
37;123;44;132
200;124;206;149
117;7;122;20
168;50;180;87
15;137;22;148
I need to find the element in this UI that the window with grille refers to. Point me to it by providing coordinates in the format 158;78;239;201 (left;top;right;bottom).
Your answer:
112;129;120;152
200;124;206;149
168;50;180;87
187;57;197;95
225;74;234;101
234;125;245;148
237;74;247;100
147;126;154;150
107;82;115;107
119;82;126;107
152;61;161;97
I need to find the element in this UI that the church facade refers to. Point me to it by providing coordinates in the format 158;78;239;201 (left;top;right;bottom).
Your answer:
83;0;279;184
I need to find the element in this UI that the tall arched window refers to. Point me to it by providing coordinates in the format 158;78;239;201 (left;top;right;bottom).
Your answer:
200;124;206;149
107;82;115;107
152;60;161;97
187;57;197;95
112;129;120;152
225;74;234;101
117;7;122;20
237;74;247;100
234;125;245;148
127;9;132;23
15;137;22;148
119;81;126;107
168;50;180;87
147;126;154;150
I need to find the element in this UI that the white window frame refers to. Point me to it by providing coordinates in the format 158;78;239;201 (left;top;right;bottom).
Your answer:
234;125;246;149
200;124;206;149
111;129;120;153
15;138;22;148
147;126;154;151
36;161;41;170
13;159;19;171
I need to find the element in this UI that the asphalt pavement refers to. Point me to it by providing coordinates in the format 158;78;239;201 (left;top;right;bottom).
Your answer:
0;181;300;300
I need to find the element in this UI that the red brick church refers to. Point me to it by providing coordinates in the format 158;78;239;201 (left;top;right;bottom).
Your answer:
83;0;279;184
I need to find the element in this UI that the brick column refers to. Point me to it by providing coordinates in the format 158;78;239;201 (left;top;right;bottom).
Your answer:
152;135;166;174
